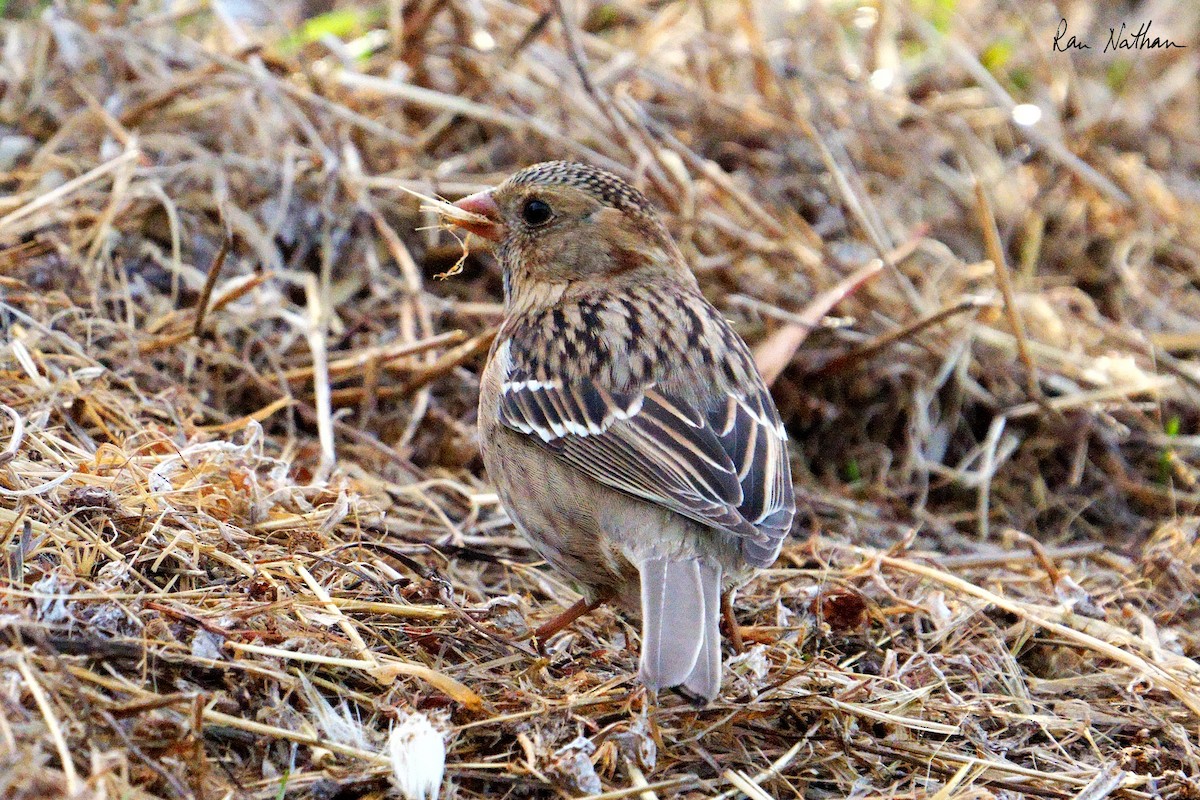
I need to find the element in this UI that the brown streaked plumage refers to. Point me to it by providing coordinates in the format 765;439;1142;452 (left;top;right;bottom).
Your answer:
449;161;795;702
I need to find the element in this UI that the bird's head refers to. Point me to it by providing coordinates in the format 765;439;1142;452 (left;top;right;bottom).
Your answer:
448;161;693;306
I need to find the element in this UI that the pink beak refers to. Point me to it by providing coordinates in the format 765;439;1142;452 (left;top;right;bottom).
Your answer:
450;190;503;242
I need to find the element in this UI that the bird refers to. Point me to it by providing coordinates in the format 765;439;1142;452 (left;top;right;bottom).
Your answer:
446;161;795;702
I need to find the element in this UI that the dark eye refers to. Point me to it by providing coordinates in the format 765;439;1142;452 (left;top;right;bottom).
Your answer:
521;198;553;226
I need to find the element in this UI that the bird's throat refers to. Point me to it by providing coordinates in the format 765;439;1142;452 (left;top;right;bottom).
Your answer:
503;266;570;317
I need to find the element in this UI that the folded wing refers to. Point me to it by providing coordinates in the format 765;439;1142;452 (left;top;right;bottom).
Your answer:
498;367;794;566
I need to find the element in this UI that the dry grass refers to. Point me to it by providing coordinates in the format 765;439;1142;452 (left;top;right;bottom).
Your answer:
1;0;1199;798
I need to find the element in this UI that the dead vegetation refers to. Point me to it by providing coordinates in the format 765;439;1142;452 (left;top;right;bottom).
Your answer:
0;0;1198;797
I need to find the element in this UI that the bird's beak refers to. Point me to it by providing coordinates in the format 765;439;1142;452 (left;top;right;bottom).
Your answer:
449;191;504;243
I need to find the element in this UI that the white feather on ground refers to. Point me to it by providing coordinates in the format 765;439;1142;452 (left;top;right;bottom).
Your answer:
389;712;446;800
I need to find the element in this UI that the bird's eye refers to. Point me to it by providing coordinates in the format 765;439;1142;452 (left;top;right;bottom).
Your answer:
520;198;553;226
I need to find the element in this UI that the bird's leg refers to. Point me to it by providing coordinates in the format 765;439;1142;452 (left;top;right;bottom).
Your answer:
531;591;613;645
720;591;745;654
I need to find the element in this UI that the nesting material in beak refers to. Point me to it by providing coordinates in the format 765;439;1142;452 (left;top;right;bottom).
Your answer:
449;191;503;242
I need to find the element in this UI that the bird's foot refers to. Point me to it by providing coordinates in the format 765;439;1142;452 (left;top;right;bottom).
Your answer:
720;591;745;654
527;591;612;650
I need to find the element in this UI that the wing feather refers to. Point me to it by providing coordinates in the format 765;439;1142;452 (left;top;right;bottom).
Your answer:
497;358;794;564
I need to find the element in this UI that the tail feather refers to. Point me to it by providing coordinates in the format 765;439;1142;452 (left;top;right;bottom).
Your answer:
682;562;721;701
638;558;723;701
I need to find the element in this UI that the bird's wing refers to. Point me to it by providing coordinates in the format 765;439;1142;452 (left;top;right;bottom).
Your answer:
497;368;794;566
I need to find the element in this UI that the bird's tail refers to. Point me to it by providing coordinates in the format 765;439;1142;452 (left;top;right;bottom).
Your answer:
638;558;722;701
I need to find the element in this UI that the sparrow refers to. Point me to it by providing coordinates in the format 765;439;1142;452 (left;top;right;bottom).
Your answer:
447;161;795;701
